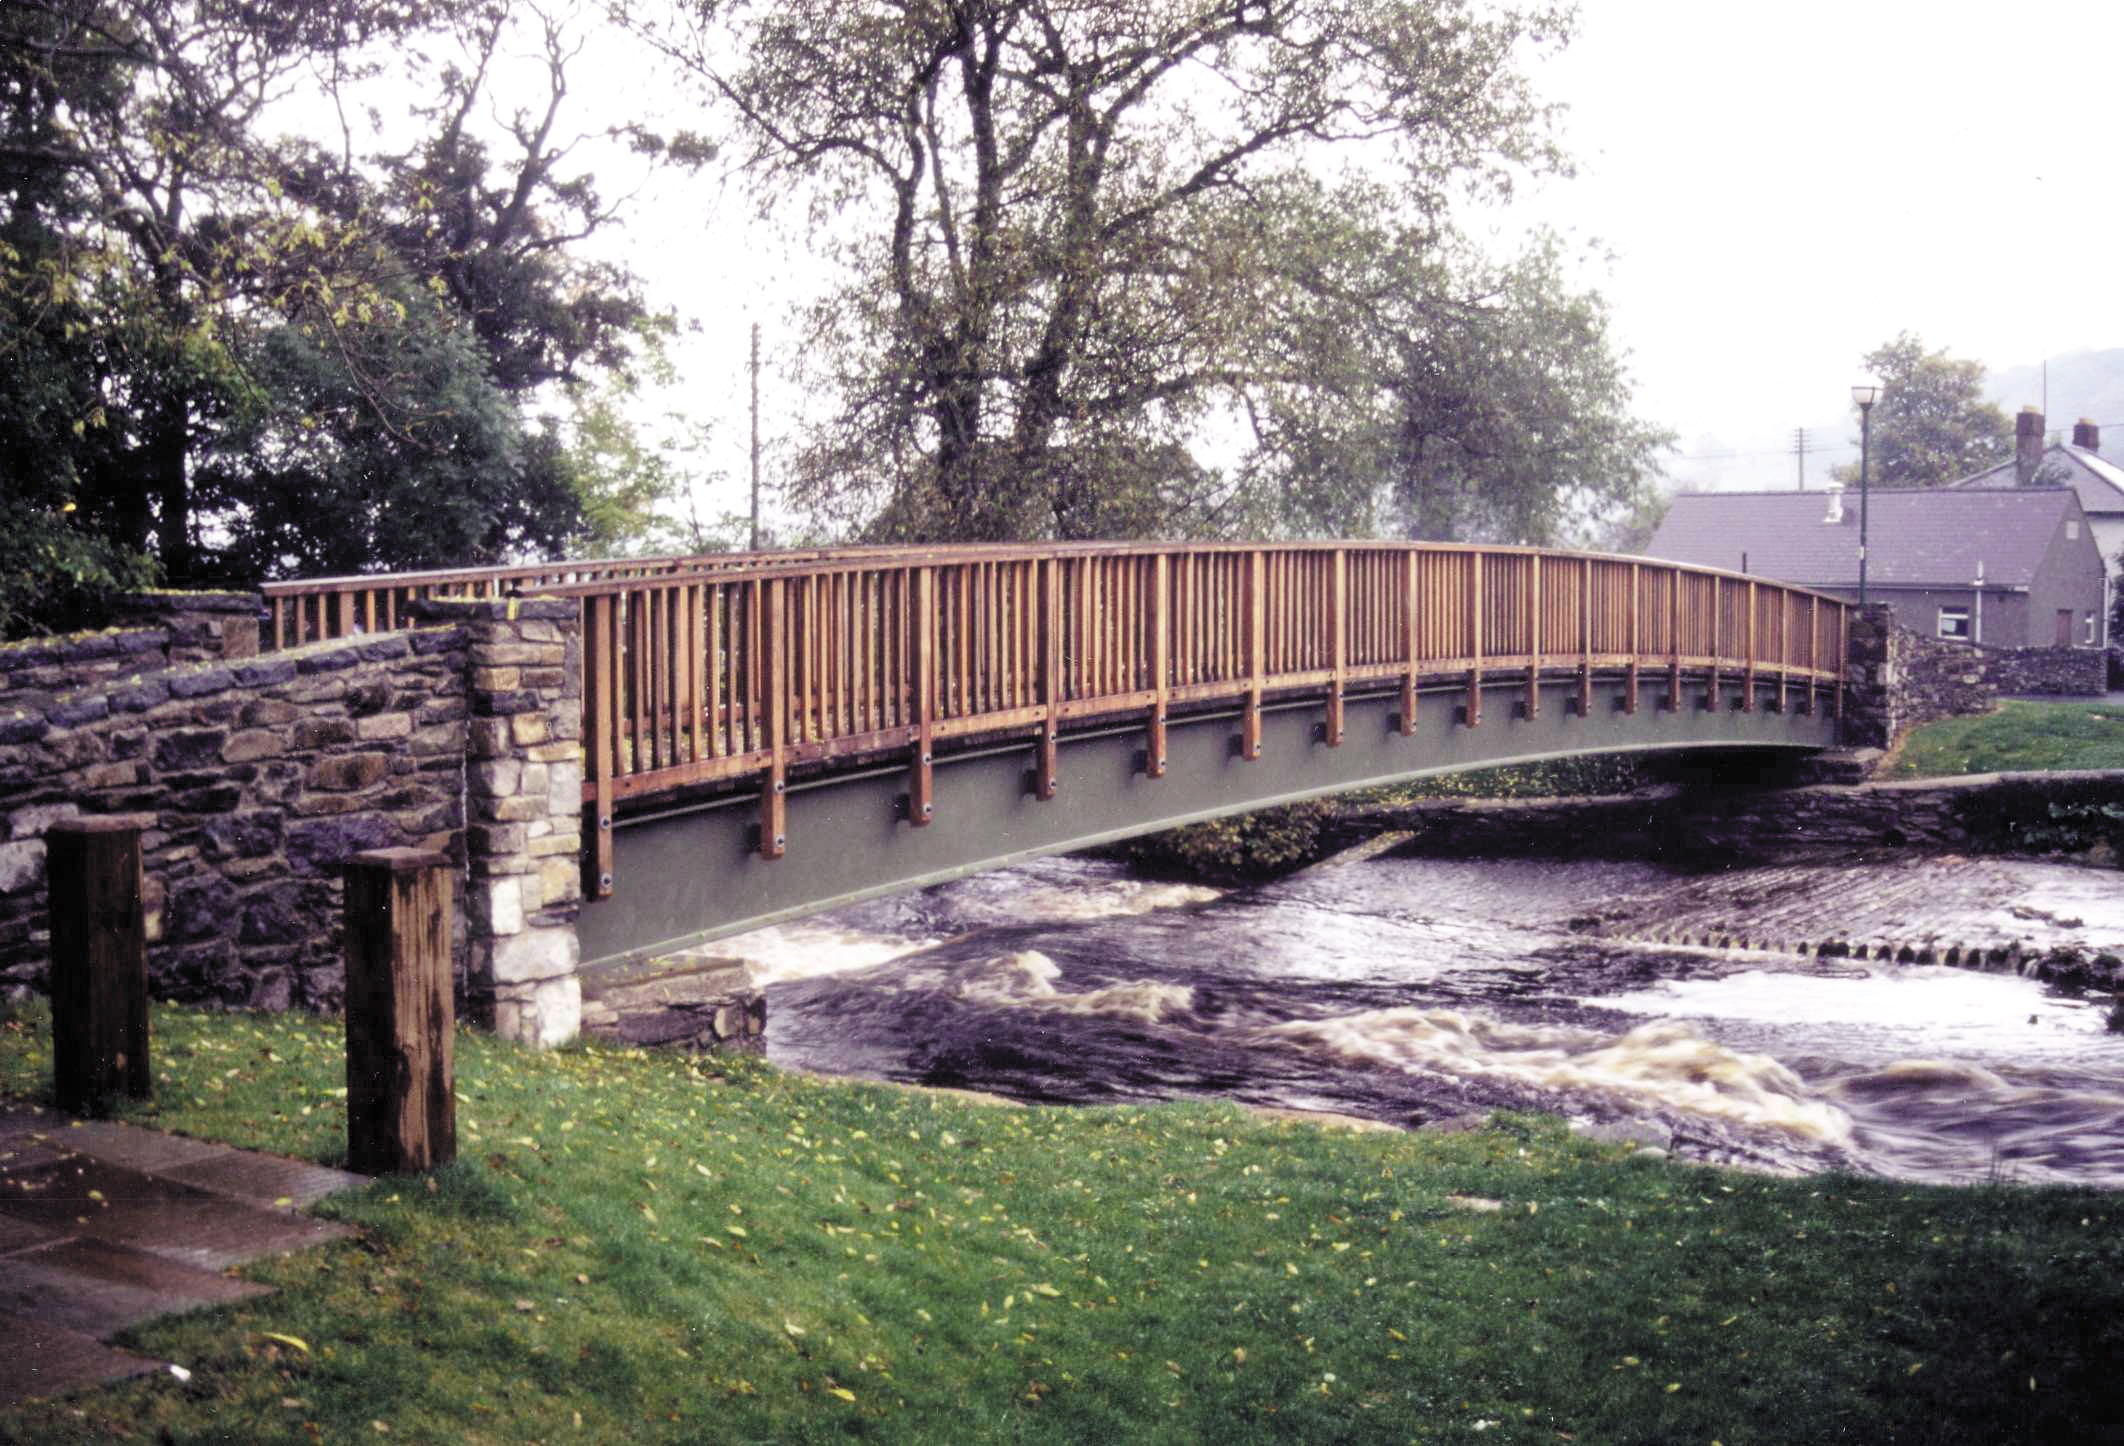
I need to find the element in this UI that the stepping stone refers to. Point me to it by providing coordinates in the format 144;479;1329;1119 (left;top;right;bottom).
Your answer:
0;1156;347;1274
0;1237;268;1338
0;1309;160;1407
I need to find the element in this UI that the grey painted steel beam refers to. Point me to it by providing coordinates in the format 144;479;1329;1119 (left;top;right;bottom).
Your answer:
575;675;1837;971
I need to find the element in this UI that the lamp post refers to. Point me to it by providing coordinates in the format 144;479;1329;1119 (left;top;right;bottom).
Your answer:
1852;380;1882;610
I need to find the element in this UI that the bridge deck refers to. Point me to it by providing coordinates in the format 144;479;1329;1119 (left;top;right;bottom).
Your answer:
263;541;1849;966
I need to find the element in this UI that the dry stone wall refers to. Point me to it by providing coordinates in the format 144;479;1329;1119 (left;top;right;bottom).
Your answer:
0;592;586;1046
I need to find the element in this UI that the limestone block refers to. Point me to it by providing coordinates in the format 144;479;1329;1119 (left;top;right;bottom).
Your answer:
0;838;45;893
467;822;528;859
471;666;520;692
468;718;511;758
292;717;357;749
469;876;523;937
356;712;414;741
10;800;80;839
221;728;286;762
537;856;582;909
547;760;583;817
470;759;523;797
492;973;582;1049
475;641;565;667
481;794;548;823
488;924;578;983
525;741;581;764
509;713;549;746
307;752;393;791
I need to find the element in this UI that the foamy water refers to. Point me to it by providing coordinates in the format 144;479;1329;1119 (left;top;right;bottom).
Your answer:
759;852;2124;1186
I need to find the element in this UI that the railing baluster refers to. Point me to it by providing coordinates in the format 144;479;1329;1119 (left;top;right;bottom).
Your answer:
1326;548;1346;746
911;567;936;824
587;594;615;898
1524;553;1542;719
1147;553;1169;776
1242;549;1264;760
1625;562;1640;715
1036;557;1059;799
1400;549;1418;735
1743;579;1758;713
1465;552;1484;727
758;577;787;858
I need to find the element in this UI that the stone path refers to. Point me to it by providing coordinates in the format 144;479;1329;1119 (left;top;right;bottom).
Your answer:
0;1102;362;1407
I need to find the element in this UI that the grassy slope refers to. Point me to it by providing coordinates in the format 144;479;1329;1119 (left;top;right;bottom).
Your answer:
2;1001;2121;1444
1892;698;2124;777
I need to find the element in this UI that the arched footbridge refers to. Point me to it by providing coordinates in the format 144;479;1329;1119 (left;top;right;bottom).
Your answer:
265;542;1851;970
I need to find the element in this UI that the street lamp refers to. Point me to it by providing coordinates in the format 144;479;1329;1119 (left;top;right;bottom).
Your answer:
1852;380;1882;610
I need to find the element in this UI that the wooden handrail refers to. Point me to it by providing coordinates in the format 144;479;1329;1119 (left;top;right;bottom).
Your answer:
258;540;1849;894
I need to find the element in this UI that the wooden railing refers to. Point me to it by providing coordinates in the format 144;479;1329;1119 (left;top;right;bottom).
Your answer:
265;542;1849;896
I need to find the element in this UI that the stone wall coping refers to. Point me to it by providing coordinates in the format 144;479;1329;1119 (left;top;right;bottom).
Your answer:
0;627;169;663
407;596;579;622
12;626;459;719
117;590;262;614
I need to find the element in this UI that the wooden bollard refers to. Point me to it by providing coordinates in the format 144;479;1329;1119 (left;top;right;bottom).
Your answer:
47;818;151;1116
343;848;455;1174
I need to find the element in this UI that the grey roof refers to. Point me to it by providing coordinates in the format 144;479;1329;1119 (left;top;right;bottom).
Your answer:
1642;487;2082;589
1947;444;2124;517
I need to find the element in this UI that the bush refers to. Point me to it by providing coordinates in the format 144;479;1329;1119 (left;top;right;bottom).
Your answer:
1124;801;1337;881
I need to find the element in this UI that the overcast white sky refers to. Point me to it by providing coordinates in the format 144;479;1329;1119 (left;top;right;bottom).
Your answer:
569;0;2124;513
1514;0;2124;483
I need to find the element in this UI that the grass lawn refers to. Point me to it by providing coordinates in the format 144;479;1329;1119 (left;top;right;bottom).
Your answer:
4;1000;2122;1444
1892;697;2124;778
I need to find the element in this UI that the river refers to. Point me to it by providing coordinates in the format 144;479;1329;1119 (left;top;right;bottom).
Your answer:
668;846;2124;1187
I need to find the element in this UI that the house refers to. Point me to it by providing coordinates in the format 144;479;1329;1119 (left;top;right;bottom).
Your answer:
1642;484;2109;650
1945;408;2124;582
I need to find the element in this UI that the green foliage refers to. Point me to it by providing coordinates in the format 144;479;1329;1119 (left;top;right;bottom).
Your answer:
1251;209;1674;545
649;0;1652;545
1;2;698;602
1366;754;1654;803
7;1000;2124;1442
1832;333;2011;488
1125;802;1338;881
0;497;159;637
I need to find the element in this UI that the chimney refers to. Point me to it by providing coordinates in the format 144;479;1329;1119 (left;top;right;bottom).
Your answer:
2073;418;2100;452
2015;406;2044;485
1823;481;1845;524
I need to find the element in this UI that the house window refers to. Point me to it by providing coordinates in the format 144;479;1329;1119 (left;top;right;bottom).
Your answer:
2089;613;2101;646
1937;607;1971;640
2066;520;2081;540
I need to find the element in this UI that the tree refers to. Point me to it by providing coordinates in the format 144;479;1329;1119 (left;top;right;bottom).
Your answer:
1230;189;1670;544
641;0;1577;542
1832;333;2010;488
1;1;704;614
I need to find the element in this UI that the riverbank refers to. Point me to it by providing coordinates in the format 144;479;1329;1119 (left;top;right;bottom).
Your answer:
3;998;2122;1443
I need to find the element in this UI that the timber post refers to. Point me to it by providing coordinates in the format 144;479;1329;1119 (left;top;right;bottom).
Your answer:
344;847;455;1175
47;818;150;1117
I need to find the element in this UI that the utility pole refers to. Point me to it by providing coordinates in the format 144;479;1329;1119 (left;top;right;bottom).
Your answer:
1792;427;1809;489
748;322;762;552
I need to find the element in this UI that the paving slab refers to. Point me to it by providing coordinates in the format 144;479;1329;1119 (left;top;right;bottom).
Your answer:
0;1309;160;1407
160;1149;362;1209
0;1211;63;1258
57;1119;239;1177
0;1237;268;1338
0;1156;348;1273
0;1102;365;1407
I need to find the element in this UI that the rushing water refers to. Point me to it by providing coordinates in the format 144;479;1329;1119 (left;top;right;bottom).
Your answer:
693;847;2124;1187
